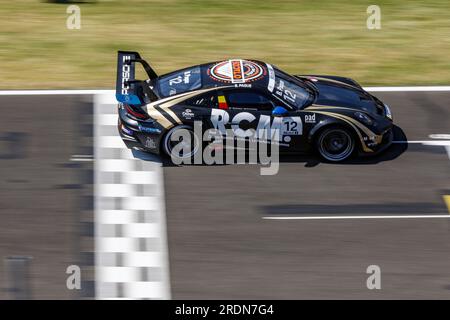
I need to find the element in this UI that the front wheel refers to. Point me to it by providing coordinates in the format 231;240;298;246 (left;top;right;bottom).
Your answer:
316;126;355;162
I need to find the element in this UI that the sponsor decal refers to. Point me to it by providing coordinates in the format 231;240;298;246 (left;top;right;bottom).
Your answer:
234;83;252;88
169;123;281;175
145;136;157;149
210;109;302;142
208;59;266;84
231;60;243;82
305;113;316;123
121;56;131;93
116;54;141;105
281;118;302;135
274;79;297;105
267;63;275;92
138;125;161;134
182;108;195;119
121;55;131;96
169;70;192;86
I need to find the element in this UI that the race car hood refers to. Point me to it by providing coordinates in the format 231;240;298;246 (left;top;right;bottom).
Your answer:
311;78;381;115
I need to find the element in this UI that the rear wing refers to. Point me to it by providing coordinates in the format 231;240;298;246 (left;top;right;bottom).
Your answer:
116;51;158;105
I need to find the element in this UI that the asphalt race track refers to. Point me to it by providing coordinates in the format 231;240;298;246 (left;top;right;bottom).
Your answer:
164;90;450;299
0;89;449;299
0;94;94;299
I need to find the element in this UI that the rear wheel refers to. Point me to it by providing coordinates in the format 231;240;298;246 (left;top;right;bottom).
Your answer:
316;126;355;162
162;125;200;162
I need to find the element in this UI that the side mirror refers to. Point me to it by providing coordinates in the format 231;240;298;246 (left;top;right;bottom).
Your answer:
272;106;288;117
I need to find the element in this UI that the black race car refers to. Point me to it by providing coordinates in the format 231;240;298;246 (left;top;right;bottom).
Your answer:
116;51;393;162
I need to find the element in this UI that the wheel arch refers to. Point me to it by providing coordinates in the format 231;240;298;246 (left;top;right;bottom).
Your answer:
160;123;197;157
308;119;363;151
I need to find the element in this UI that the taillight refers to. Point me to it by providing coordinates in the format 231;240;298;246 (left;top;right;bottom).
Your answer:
125;104;149;120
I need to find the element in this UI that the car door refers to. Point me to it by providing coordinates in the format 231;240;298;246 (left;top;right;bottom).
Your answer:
220;88;273;143
222;88;309;152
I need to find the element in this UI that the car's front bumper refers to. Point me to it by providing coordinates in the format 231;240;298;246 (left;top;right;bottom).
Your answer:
359;126;394;156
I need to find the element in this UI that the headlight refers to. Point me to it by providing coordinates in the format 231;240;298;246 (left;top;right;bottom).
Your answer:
354;112;373;126
384;103;393;120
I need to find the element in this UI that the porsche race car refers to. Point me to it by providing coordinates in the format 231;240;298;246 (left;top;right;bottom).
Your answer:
116;51;394;162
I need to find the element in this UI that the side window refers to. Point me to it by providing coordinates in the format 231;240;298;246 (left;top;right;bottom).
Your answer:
158;66;202;97
186;92;218;108
225;90;274;111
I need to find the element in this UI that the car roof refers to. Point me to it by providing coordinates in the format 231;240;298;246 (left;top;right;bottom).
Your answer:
155;59;273;97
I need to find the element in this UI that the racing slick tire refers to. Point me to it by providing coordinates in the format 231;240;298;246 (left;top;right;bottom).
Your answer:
162;125;201;163
315;125;355;162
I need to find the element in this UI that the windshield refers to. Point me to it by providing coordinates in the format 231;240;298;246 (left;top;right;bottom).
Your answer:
157;66;202;97
271;69;314;109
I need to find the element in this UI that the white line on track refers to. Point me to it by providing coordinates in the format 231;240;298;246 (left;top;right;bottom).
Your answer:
393;139;450;161
263;215;450;220
1;86;450;96
0;90;113;95
393;140;450;145
70;154;94;161
365;86;450;92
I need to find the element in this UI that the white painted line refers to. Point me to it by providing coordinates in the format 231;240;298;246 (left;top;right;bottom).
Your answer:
98;210;137;224
2;86;450;96
123;223;159;238
429;134;450;140
422;141;450;146
98;184;136;197
70;158;94;162
393;140;450;145
98;159;135;172
72;154;93;158
98;267;140;283
99;136;126;149
263;215;450;220
98;94;119;105
97;237;137;252
98;114;118;126
125;282;164;299
365;86;450;92
0;89;113;95
122;197;159;211
153;153;172;300
124;252;164;267
122;171;157;184
94;92;171;300
120;148;140;160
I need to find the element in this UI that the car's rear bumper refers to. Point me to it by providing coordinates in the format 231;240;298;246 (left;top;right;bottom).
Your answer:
118;106;163;154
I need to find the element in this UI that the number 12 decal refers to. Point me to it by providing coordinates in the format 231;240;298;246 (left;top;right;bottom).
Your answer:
281;117;302;135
